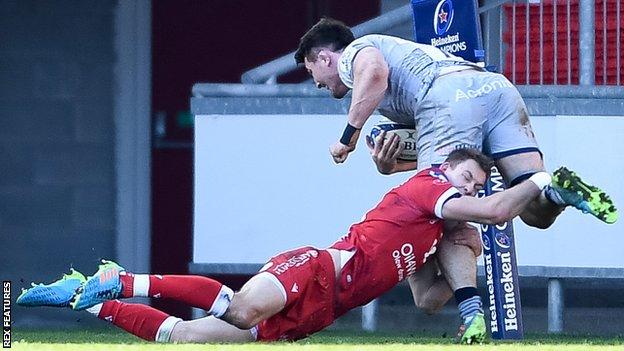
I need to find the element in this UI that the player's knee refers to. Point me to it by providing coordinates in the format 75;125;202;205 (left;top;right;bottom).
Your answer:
234;307;263;329
530;219;554;230
520;212;555;229
423;305;443;315
421;302;444;315
415;297;444;315
225;302;264;330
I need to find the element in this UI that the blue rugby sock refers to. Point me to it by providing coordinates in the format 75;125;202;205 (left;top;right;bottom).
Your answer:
544;185;566;206
455;287;483;322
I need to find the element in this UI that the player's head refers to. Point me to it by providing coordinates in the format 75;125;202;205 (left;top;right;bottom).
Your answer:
295;17;353;99
440;148;494;196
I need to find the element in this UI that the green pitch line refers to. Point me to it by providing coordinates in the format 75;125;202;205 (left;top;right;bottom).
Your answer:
10;329;624;351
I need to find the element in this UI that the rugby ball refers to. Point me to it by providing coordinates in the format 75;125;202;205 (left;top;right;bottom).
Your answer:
369;119;418;161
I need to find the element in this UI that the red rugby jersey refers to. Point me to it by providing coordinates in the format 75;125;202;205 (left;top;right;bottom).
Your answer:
331;167;460;314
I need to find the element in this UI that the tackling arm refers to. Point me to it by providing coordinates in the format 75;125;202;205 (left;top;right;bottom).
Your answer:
441;173;551;224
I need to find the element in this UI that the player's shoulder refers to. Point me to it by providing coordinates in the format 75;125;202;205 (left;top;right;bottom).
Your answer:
349;34;383;46
347;34;409;50
398;167;457;210
342;34;389;59
340;36;382;86
412;167;451;186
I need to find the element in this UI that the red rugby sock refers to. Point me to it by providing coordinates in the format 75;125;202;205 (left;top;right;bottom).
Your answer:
97;300;174;341
120;274;233;316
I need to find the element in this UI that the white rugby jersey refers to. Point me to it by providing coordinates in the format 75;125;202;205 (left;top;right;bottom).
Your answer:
337;34;482;123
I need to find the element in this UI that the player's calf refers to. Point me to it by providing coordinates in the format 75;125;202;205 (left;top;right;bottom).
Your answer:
70;259;236;318
87;300;181;342
170;316;257;343
116;271;235;318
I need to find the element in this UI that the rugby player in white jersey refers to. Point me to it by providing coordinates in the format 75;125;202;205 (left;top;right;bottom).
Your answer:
295;17;617;341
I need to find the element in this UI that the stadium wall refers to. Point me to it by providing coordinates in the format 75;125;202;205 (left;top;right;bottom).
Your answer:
0;1;116;327
0;1;153;327
192;84;624;270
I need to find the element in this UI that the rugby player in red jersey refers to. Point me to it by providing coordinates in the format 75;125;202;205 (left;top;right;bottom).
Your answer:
18;148;552;344
297;17;616;343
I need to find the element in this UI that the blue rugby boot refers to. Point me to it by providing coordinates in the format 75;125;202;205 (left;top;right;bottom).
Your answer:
71;260;125;311
549;167;618;224
17;268;85;307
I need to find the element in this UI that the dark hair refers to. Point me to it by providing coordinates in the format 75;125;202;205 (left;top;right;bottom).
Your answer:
445;148;494;177
295;17;355;64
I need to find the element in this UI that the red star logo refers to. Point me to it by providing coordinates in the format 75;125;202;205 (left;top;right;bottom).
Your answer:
438;8;448;23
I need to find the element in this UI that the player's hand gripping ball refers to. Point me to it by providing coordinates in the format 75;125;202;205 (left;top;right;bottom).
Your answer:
368;119;418;162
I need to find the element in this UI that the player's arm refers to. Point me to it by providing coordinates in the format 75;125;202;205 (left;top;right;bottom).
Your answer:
406;259;453;315
349;47;388;129
444;221;483;257
330;47;389;163
441;173;551;224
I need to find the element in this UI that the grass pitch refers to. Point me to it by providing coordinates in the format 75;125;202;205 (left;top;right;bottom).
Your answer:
10;328;624;351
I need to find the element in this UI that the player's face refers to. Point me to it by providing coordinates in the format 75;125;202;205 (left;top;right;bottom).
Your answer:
441;159;487;197
304;53;349;99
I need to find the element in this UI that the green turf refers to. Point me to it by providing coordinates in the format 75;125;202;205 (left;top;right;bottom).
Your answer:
9;328;624;350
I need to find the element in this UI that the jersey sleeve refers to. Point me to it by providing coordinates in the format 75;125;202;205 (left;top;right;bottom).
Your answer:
432;187;461;218
401;170;461;219
338;35;377;89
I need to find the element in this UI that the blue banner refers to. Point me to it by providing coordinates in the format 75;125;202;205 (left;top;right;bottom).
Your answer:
411;0;485;64
477;167;524;339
